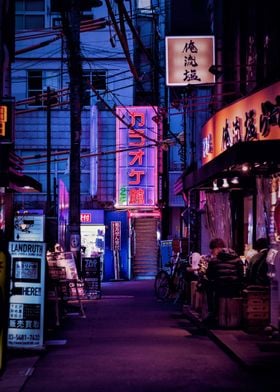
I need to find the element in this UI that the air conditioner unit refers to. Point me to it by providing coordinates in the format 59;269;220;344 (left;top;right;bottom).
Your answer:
91;95;114;110
51;16;62;29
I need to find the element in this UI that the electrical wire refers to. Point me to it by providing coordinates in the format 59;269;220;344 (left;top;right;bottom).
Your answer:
23;142;160;166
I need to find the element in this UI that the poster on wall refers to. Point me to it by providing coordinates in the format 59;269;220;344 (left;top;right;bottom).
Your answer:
8;241;46;349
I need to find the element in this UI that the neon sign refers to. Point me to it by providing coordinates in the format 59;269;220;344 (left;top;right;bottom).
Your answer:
0;105;7;137
116;106;158;208
201;81;280;164
0;99;14;142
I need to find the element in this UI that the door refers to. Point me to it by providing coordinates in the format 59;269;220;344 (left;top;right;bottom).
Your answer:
132;217;159;279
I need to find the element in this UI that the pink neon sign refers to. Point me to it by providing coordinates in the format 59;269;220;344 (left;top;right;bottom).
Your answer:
116;106;158;208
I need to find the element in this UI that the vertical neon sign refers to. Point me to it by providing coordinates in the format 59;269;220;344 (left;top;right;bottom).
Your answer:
116;106;158;208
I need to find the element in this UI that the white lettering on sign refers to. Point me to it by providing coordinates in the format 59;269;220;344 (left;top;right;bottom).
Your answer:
21;287;41;296
80;213;92;223
9;242;44;256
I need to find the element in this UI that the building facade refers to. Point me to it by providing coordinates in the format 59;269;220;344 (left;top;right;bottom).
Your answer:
12;0;171;280
174;0;280;328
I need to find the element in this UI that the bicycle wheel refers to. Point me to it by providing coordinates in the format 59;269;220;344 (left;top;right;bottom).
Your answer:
174;276;186;304
154;270;171;300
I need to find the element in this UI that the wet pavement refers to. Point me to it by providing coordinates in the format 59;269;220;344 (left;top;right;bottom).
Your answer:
1;280;280;392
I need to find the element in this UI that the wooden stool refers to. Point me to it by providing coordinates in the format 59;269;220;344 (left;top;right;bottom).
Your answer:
218;297;243;328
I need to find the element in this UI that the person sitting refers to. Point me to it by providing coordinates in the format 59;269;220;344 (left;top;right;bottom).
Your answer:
246;237;270;287
203;238;244;325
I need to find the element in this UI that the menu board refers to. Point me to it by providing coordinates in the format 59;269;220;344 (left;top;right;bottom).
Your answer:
47;251;84;297
81;257;101;298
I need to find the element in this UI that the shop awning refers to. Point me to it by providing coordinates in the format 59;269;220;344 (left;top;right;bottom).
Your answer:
175;140;280;193
0;172;42;193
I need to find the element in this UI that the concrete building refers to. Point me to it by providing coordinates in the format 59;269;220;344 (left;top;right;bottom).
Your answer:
12;0;170;280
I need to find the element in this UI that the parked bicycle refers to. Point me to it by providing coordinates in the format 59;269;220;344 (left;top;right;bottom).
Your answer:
154;253;189;303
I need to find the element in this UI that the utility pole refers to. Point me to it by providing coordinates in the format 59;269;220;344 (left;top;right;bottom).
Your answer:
46;86;52;214
59;1;82;274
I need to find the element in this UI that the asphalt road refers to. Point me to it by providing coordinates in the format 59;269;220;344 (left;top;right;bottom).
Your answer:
20;280;280;392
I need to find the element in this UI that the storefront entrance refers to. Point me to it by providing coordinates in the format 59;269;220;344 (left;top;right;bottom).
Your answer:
131;217;159;279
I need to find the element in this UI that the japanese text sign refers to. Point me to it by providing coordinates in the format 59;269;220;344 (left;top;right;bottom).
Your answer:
111;221;121;251
201;81;280;164
165;36;215;86
116;106;158;208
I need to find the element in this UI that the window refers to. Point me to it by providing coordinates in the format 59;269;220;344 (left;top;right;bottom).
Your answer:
27;70;59;106
137;0;152;12
82;70;107;106
28;70;43;105
15;0;45;30
51;0;94;12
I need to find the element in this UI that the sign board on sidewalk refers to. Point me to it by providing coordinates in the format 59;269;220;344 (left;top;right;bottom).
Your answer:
7;241;46;349
81;257;101;298
14;214;45;242
47;251;84;297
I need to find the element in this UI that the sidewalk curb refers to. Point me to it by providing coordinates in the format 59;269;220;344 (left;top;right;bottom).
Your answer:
182;304;280;371
0;350;43;392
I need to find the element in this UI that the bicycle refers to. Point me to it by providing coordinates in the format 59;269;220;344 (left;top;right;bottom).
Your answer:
154;253;189;303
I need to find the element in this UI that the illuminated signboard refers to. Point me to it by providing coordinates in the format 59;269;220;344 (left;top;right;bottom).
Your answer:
165;36;215;86
116;106;158;208
14;214;45;242
8;241;46;349
80;210;104;225
0;99;14;142
111;221;121;251
201;81;280;165
0;105;7;136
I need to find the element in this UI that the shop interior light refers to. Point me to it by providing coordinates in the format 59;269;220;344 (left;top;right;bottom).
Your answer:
212;179;219;191
242;164;249;172
231;176;239;184
222;178;229;188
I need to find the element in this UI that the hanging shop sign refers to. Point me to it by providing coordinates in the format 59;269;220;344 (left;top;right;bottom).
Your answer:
58;179;69;249
80;209;104;225
115;106;158;208
0;99;14;142
202;81;280;164
7;241;46;349
165;36;215;86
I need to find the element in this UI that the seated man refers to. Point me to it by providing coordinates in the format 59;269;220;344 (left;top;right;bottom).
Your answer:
246;237;270;287
204;238;244;325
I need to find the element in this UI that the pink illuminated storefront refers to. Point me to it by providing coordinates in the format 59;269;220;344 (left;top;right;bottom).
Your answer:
115;106;161;279
176;81;280;329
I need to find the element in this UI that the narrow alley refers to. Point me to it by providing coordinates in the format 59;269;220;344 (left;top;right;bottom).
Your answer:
3;280;279;392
